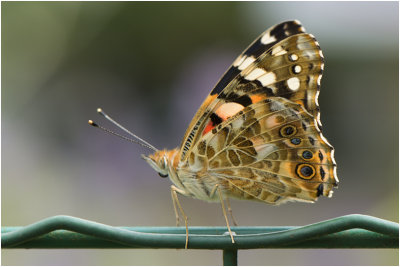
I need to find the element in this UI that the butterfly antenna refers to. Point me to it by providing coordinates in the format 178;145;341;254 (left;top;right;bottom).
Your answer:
89;108;158;152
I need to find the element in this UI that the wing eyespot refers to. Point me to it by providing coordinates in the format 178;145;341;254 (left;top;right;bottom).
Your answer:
301;150;314;160
296;163;316;179
290;138;301;145
280;125;297;137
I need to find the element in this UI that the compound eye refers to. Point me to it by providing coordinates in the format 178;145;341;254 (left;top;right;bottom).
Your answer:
162;156;168;169
158;173;168;178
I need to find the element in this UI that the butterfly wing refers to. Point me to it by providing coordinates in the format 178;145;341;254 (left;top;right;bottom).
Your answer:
176;20;338;203
179;21;324;163
193;97;337;204
179;20;309;161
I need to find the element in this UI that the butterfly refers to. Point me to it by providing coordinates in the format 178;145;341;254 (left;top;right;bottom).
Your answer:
90;20;338;249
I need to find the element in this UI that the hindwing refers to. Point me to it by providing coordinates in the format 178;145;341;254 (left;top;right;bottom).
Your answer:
187;98;337;204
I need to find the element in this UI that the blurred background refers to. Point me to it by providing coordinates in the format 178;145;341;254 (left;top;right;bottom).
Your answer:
2;1;398;265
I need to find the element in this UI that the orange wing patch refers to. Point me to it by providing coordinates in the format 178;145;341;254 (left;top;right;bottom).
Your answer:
202;102;245;135
250;94;267;104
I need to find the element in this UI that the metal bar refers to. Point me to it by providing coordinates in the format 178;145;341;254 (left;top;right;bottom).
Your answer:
2;214;398;249
1;227;397;249
223;249;238;266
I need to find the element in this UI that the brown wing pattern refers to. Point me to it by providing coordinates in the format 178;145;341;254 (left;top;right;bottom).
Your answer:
190;97;338;204
179;21;313;161
175;21;338;204
217;33;324;120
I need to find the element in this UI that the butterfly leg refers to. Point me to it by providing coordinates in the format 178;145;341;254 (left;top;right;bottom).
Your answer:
225;197;238;226
171;187;181;227
170;185;189;249
215;184;235;244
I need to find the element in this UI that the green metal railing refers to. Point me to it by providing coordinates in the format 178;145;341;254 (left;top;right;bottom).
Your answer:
2;214;398;265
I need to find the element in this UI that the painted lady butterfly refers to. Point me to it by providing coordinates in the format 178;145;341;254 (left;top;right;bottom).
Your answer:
90;20;338;248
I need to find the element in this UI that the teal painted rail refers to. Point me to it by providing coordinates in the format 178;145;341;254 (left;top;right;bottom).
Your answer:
2;214;398;265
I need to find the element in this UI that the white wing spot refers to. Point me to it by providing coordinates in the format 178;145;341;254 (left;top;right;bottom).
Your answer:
321;63;325;70
319;131;333;147
275;50;287;56
238;56;255;70
289;53;298;61
287;77;300;91
315;90;320;106
317;75;322;86
332;150;338;167
333;167;339;184
319;50;324;58
261;34;277;45
258;72;276;86
293;65;302;74
245;68;266;81
272;46;287;56
314;119;321;131
316;112;322;126
233;55;246;67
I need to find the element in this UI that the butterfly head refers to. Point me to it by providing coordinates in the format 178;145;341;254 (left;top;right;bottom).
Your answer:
142;150;172;178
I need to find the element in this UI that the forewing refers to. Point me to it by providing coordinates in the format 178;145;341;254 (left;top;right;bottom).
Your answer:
179;21;324;163
211;20;307;96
